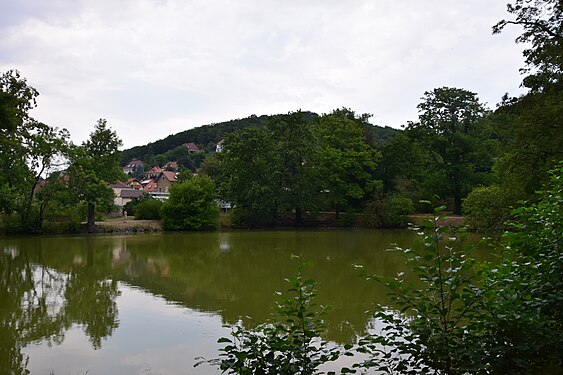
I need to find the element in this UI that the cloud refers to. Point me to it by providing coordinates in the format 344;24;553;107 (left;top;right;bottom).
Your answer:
0;0;527;148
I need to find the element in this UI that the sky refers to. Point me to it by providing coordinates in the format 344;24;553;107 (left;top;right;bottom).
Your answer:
0;0;528;149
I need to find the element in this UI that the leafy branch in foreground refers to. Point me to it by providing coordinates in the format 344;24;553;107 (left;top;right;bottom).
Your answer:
354;205;486;374
195;256;349;374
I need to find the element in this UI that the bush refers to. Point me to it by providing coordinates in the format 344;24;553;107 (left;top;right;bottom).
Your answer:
230;207;273;228
364;194;415;228
41;203;82;234
463;185;513;232
355;206;486;374
123;193;153;216
197;257;347;373
134;199;163;220
161;176;219;231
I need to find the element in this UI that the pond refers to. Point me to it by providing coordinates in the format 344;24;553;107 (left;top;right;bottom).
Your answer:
0;229;483;374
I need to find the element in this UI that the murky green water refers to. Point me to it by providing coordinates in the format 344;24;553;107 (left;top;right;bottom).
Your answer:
0;230;484;374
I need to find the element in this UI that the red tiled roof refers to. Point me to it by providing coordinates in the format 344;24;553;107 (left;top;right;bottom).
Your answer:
143;180;158;192
183;142;200;152
160;171;177;182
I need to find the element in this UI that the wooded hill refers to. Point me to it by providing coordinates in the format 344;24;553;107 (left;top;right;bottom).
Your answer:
119;111;399;167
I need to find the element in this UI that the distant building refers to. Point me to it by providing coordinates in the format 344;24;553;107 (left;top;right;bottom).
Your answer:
111;181;143;206
145;166;162;180
215;139;224;153
126;178;143;190
163;161;178;171
183;142;200;153
142;179;158;193
123;159;144;175
155;171;177;193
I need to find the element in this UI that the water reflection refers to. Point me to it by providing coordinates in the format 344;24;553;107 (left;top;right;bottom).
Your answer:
0;230;484;374
0;239;120;374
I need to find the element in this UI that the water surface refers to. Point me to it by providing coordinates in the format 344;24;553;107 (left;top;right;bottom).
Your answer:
1;229;480;374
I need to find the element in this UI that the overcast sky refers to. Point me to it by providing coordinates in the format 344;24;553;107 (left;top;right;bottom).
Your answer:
1;0;528;149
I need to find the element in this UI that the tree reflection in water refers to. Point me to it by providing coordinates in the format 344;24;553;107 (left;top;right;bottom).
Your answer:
0;239;120;374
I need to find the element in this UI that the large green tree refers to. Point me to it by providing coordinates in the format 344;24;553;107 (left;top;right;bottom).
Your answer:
68;119;123;233
406;87;494;214
219;127;283;225
313;110;380;216
269;111;319;225
0;70;70;232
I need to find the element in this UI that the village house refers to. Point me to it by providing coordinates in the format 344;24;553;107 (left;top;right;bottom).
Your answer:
163;161;178;171
142;179;158;193
145;166;162;180
123;158;144;176
110;181;143;206
127;178;143;190
155;171;177;193
183;142;200;153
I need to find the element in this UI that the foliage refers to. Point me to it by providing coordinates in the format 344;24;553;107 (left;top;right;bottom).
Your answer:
161;175;218;230
462;185;513;232
133;198;163;220
473;163;563;374
120;110;396;170
313;110;381;217
355;205;486;374
486;0;562;208
220;127;283;225
493;0;562;91
197;257;347;374
364;193;415;228
68;119;124;232
271;111;321;225
492;89;562;199
123;192;152;216
218;109;382;227
0;70;70;232
405;87;495;214
40;202;82;234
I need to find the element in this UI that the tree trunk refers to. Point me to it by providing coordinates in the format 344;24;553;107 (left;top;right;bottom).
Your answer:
87;203;96;233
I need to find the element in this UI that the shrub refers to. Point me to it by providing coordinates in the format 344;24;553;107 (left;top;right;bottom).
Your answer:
196;257;348;373
463;185;513;232
474;164;563;374
41;203;82;233
123;192;153;216
161;176;219;231
355;205;486;374
230;206;273;228
134;199;162;220
364;194;415;228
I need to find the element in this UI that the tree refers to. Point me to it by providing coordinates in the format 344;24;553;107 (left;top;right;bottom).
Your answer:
219;128;284;225
0;70;70;232
490;0;562;199
161;175;219;230
406;87;493;214
68;119;123;233
493;0;562;91
269;111;319;225
313;110;380;217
